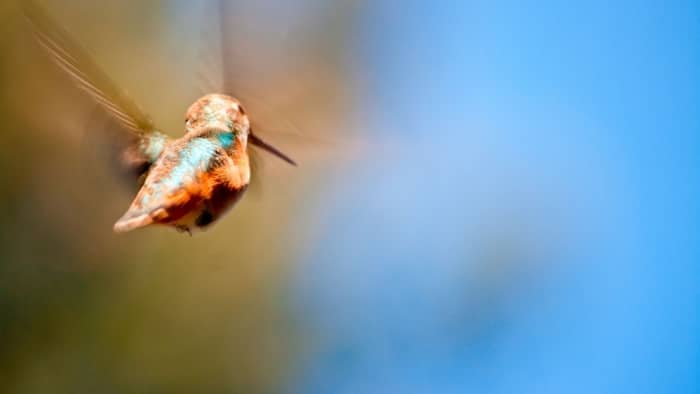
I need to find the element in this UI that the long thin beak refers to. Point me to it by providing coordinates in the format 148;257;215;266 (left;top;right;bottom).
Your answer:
249;132;297;166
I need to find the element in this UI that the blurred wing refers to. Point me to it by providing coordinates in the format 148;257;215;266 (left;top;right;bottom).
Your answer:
23;1;169;182
198;0;365;164
218;0;238;96
196;1;298;164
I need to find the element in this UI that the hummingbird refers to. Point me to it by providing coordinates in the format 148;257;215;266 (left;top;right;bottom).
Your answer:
23;1;297;234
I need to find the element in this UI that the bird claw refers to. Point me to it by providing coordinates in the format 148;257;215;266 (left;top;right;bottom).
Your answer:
175;225;192;236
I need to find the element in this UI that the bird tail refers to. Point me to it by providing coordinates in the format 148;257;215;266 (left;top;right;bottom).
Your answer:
113;212;156;233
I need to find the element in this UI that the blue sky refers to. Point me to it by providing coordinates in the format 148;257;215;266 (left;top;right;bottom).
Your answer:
292;1;700;393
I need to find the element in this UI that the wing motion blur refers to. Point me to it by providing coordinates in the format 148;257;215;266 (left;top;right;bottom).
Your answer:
195;0;297;167
22;0;170;182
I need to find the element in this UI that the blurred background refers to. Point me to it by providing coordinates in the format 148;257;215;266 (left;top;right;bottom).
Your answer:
0;0;698;393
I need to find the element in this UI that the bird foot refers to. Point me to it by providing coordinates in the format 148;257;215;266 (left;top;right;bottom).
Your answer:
174;225;192;236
